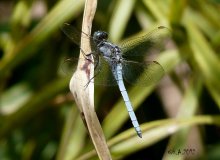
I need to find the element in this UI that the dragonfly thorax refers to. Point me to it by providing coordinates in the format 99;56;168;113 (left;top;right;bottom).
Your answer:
93;31;122;62
98;41;122;62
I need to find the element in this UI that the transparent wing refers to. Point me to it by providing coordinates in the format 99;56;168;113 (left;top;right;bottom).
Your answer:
61;23;117;86
93;56;118;86
119;26;170;60
61;56;118;86
61;23;92;46
122;60;165;86
60;57;81;76
61;55;164;86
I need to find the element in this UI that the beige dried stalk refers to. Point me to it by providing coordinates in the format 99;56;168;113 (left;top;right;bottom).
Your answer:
69;0;112;159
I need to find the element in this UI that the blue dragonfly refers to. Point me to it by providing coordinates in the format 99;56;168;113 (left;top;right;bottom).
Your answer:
61;23;169;138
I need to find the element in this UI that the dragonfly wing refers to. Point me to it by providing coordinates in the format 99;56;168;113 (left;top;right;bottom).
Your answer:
61;57;88;76
61;23;117;86
122;60;165;86
93;56;118;86
119;26;170;60
61;23;83;45
62;56;118;86
61;23;95;48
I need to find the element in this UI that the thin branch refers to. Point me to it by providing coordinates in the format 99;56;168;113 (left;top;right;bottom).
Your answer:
69;0;112;159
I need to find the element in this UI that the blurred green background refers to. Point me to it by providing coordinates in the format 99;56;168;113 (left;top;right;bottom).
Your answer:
0;0;220;159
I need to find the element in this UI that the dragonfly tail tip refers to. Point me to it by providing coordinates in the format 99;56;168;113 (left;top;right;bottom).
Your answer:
137;132;142;138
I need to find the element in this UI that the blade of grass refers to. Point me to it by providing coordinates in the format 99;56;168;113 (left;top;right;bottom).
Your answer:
77;115;220;159
0;77;70;137
163;76;203;160
0;82;33;115
142;0;169;25
109;0;136;42
56;106;86;160
110;115;220;159
195;0;220;28
169;0;187;25
185;21;220;108
0;0;85;79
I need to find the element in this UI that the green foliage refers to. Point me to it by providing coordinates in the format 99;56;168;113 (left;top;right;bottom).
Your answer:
0;0;220;159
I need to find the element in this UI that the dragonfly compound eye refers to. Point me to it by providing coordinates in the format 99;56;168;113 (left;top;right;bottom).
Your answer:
93;31;108;44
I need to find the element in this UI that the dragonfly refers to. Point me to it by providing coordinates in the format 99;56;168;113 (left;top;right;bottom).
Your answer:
61;23;169;138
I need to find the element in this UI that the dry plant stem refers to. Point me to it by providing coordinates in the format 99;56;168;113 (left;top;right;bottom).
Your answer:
69;0;112;159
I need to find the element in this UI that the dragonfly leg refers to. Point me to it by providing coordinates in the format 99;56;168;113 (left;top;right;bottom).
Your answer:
80;48;88;58
80;49;93;61
84;56;101;88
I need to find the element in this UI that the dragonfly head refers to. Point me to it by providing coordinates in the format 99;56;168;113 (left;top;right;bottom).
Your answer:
93;31;108;45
